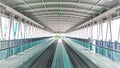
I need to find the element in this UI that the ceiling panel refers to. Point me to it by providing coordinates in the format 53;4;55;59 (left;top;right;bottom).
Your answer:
63;0;78;2
24;0;42;3
100;0;118;8
44;0;59;2
46;4;60;7
80;0;99;4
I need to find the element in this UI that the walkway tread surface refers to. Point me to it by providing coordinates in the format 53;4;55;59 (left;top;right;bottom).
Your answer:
30;40;57;68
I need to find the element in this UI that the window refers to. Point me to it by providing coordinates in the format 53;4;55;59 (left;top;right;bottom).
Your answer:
1;16;10;40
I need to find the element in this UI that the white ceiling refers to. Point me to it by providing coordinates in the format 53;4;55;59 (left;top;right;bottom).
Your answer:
41;21;78;32
1;0;119;33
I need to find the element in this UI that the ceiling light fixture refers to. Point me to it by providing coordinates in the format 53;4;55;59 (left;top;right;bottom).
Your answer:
58;9;63;16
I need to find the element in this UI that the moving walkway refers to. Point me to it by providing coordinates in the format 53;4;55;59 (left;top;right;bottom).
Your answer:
30;39;91;68
0;38;120;68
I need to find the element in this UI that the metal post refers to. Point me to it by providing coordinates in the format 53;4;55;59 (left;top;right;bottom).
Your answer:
17;17;21;39
117;25;120;41
105;20;109;41
97;21;99;40
109;15;113;41
100;19;103;40
0;4;2;59
8;14;14;41
24;20;26;39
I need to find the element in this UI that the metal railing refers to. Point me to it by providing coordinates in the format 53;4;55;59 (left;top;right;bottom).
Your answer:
69;37;120;62
0;37;50;61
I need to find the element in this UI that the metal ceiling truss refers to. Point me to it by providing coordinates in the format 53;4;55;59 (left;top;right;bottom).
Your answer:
22;7;100;13
31;13;89;18
41;0;53;23
20;0;52;31
39;18;82;21
15;2;109;9
66;0;106;32
32;16;83;20
66;0;81;24
31;11;92;16
30;14;86;19
5;0;118;33
34;16;82;20
67;3;120;32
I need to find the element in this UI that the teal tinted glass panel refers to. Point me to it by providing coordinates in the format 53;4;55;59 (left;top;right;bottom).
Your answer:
70;38;120;62
0;38;48;61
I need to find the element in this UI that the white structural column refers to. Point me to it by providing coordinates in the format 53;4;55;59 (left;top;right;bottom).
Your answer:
118;24;120;42
0;2;52;39
108;15;113;41
24;20;26;39
30;23;32;38
100;19;103;40
0;9;2;40
17;17;22;39
10;15;15;40
0;3;44;28
76;4;120;29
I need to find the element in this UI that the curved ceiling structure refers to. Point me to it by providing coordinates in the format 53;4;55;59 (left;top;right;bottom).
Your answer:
15;2;108;9
1;0;119;33
31;11;91;16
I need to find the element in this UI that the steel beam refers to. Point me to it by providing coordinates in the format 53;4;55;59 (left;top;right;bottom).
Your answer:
15;2;108;9
0;2;44;28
